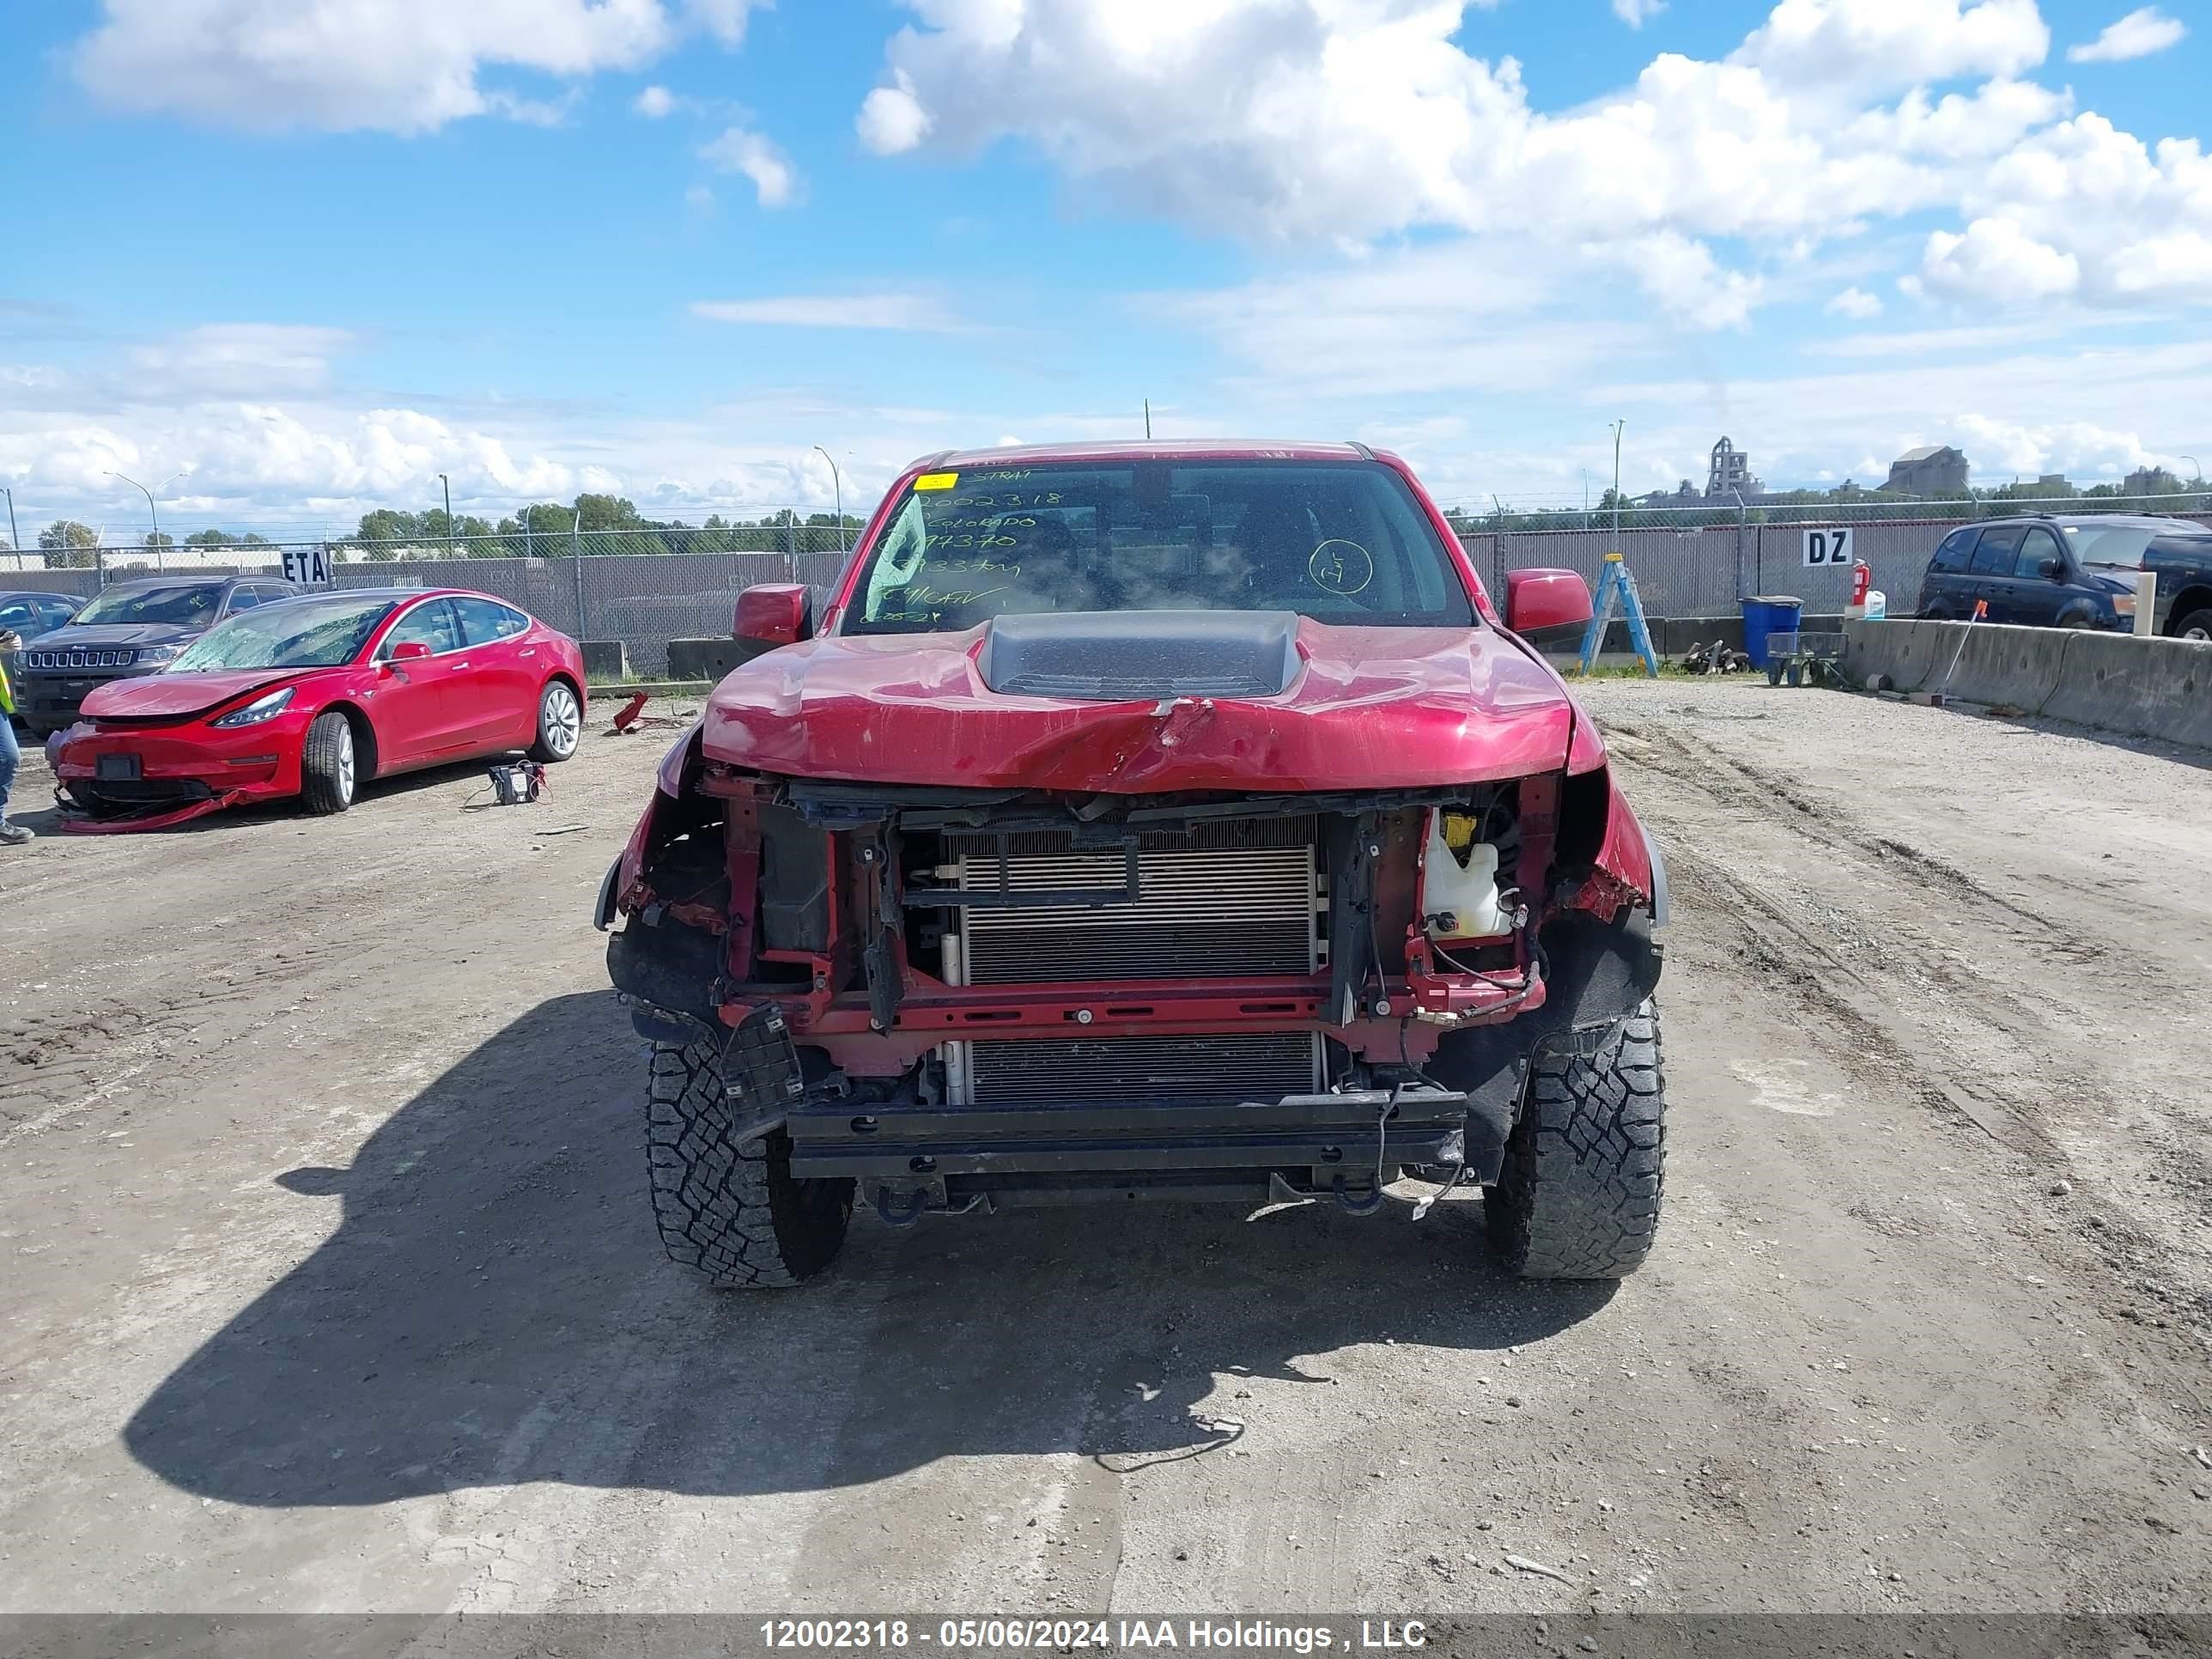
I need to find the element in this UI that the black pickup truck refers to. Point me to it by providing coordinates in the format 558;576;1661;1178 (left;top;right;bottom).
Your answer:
2144;527;2212;640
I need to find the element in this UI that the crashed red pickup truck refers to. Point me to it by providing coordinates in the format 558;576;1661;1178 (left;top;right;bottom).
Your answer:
597;441;1667;1287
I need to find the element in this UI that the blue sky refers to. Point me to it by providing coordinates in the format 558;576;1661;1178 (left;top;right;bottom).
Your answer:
3;0;2208;539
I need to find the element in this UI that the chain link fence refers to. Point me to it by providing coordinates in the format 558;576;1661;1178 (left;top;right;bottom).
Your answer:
8;495;2208;673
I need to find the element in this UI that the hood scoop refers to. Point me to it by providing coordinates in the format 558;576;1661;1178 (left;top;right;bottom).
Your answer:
975;610;1302;701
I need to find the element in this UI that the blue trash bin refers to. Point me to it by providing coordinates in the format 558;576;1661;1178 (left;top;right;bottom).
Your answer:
1741;595;1803;670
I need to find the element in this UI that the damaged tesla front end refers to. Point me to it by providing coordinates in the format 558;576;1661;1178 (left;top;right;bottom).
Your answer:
599;442;1666;1287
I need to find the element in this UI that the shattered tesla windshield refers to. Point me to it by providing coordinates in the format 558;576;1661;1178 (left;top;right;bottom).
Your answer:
167;594;399;672
847;459;1477;635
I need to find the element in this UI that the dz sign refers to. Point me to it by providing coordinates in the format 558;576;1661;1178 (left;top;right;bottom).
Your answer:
1802;527;1853;568
282;545;333;586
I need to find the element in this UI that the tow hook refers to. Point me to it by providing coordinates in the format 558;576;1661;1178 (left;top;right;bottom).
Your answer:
875;1187;929;1227
1331;1176;1386;1216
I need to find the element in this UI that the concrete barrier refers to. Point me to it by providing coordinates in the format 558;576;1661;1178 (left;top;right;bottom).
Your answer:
1843;618;1948;692
1842;618;1910;688
1893;620;1956;694
2050;630;2212;747
1944;623;2075;714
1846;617;2212;750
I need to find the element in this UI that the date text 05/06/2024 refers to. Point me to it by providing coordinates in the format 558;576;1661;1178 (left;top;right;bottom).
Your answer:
757;1619;1431;1651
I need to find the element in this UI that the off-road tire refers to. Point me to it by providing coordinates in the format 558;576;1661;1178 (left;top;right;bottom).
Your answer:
1486;1000;1665;1279
647;1037;853;1288
300;710;356;816
2172;608;2212;642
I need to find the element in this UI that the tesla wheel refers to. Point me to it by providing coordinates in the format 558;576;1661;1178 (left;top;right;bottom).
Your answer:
2173;609;2212;641
647;1037;853;1288
300;711;356;816
527;680;582;763
1486;1001;1666;1280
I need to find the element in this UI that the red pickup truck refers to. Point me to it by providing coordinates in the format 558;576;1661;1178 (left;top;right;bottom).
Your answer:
598;441;1668;1287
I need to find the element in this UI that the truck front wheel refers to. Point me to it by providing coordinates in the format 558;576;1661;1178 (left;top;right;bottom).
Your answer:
1487;1000;1666;1279
646;1037;853;1287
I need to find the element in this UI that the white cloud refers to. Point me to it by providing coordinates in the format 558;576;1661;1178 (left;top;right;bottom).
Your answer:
684;183;715;215
690;294;963;331
1150;241;1650;401
1612;0;1665;27
1936;114;2212;303
1922;215;2081;301
856;0;2212;314
1825;286;1884;319
2067;7;2186;64
127;324;355;398
684;0;763;46
72;0;762;132
635;83;676;118
1950;414;2182;480
1730;0;2049;95
857;70;933;154
699;125;799;207
1609;231;1766;328
1806;320;2048;356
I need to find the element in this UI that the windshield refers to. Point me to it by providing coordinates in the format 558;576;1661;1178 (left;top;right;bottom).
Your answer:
845;459;1476;635
2060;524;2164;568
168;595;398;672
74;583;224;628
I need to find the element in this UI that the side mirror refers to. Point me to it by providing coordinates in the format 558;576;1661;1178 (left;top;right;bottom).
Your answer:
391;640;433;661
1504;568;1595;635
2039;558;2065;581
734;583;812;647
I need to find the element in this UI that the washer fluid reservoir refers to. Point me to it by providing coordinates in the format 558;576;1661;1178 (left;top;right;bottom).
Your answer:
1422;814;1509;939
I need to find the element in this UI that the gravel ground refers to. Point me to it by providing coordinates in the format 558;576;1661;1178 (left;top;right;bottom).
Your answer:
0;681;2208;1620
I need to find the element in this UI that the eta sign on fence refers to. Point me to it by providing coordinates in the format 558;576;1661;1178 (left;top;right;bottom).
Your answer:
281;546;332;586
1802;527;1853;567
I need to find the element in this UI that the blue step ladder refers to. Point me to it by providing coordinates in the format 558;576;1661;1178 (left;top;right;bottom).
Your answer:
1577;551;1659;678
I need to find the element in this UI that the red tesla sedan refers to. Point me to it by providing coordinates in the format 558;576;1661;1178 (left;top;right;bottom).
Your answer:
54;586;587;826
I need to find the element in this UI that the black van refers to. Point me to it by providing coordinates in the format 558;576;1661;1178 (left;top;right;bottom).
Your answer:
1917;514;2186;630
2142;528;2212;639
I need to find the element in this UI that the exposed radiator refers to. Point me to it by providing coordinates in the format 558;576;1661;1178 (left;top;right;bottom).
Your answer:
946;834;1320;986
951;1032;1324;1109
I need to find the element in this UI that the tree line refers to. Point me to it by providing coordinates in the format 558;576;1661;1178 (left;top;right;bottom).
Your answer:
6;494;863;565
337;494;864;560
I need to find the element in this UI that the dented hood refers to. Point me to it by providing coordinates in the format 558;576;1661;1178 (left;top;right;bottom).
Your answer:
82;667;307;722
701;616;1578;792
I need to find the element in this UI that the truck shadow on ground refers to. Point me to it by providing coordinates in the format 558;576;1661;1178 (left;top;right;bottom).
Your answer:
125;991;1613;1508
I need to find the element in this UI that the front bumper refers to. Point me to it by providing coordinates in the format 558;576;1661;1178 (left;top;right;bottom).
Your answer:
785;1084;1503;1210
54;714;308;814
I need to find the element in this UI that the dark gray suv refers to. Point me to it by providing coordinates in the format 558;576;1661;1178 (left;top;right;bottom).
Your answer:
13;574;298;735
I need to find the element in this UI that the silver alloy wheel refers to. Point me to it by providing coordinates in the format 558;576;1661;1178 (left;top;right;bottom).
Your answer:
2187;623;2211;641
543;684;581;757
334;720;356;804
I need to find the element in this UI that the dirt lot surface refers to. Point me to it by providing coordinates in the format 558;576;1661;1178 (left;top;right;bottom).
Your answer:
2;682;2209;1619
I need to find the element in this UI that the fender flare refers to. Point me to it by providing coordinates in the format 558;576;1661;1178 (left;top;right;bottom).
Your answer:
1640;824;1669;927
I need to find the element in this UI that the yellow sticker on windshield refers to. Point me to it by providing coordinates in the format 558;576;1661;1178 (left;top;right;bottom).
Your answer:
914;471;957;491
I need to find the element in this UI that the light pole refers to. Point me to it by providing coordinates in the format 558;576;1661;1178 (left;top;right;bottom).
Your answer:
1608;419;1626;542
2;485;17;556
106;469;185;572
813;445;846;551
2183;455;2203;485
438;473;454;554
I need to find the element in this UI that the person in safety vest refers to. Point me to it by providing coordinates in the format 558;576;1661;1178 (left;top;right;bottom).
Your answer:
0;626;29;845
